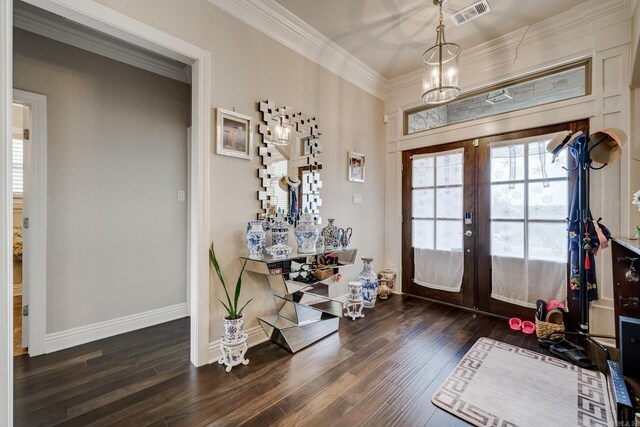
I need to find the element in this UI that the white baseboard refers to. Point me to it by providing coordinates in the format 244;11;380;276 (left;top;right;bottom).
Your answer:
208;325;269;363
45;302;188;353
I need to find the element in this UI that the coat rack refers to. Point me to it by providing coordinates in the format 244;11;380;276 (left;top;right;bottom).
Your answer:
559;130;614;354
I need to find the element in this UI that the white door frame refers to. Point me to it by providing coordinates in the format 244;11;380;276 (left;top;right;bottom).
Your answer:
1;1;212;425
13;89;47;357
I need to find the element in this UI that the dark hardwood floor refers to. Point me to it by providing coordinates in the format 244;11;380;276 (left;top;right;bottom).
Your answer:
14;295;552;426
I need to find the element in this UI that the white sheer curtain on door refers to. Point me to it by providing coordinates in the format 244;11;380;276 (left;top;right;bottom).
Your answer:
490;135;569;308
412;149;464;292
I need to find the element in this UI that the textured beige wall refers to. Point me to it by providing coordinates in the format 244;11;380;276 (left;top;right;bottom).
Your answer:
13;28;191;333
92;0;386;341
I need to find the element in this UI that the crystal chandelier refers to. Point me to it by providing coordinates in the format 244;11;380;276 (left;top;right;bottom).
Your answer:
421;0;460;104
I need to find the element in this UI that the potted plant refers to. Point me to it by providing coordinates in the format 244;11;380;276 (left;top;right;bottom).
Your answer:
209;244;252;344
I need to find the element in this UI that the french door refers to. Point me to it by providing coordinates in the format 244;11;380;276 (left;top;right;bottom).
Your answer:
402;120;588;318
402;140;476;308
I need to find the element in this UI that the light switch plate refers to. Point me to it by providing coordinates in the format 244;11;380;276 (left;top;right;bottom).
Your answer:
353;193;362;204
178;190;186;202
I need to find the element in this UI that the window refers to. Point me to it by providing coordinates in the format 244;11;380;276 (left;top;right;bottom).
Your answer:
270;159;288;213
489;135;569;262
12;138;23;195
411;149;464;251
405;60;590;135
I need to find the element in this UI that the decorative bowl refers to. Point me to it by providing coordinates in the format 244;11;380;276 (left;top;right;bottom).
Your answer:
265;244;293;259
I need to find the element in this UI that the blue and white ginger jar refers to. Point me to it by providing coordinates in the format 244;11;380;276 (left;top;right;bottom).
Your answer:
294;213;319;254
271;219;289;246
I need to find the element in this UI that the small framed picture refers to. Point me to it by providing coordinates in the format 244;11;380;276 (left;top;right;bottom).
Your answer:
216;108;253;160
348;151;365;183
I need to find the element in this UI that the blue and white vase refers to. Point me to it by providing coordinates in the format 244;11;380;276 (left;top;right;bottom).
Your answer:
271;219;289;246
359;258;378;308
247;220;266;257
223;315;246;344
294;213;319;254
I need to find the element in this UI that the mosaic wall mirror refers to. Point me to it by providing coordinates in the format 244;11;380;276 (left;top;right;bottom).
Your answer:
257;100;323;224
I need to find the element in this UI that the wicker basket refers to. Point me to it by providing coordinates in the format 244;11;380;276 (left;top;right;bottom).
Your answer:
535;315;565;339
314;265;335;281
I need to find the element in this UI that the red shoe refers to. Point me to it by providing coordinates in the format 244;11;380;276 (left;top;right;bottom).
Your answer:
521;321;536;334
509;318;522;331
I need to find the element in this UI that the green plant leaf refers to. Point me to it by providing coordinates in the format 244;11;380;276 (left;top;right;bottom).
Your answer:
237;298;253;317
233;259;248;314
218;299;234;319
210;244;234;314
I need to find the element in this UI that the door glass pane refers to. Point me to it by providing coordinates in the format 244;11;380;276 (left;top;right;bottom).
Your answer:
412;156;434;187
528;222;567;261
490;144;524;183
528;141;568;180
436;152;463;186
436;187;463;218
528;181;568;220
413;219;434;249
436;220;463;251
491;183;525;219
491;221;525;257
412;189;434;218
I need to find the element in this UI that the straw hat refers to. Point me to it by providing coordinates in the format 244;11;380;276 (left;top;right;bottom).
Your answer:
278;175;300;191
546;131;583;162
588;128;626;166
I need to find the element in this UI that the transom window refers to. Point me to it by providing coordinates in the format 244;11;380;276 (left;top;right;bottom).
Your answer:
405;60;590;135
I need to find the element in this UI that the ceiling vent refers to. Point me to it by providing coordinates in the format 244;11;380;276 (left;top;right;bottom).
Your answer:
450;0;491;26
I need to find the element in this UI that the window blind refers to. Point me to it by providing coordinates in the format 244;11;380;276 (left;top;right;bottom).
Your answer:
12;138;23;194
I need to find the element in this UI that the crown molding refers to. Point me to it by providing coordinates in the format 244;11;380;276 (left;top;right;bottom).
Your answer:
208;0;387;100
13;3;190;83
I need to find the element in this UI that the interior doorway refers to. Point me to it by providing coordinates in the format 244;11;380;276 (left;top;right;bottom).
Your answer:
12;102;28;356
402;120;588;319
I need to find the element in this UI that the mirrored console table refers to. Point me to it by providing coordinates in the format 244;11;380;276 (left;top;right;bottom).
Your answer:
241;248;357;353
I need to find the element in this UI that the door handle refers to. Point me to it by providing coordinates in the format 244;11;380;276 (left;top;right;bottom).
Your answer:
463;230;473;237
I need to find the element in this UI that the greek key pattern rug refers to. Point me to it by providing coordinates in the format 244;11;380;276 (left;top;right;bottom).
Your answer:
432;337;615;427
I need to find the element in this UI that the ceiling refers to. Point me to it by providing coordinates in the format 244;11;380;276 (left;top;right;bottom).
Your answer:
274;0;589;79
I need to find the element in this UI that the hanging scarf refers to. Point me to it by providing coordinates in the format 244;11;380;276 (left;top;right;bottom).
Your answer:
567;181;611;301
290;187;298;223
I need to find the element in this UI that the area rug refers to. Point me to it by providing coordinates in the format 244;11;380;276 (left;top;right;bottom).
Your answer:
432;337;615;427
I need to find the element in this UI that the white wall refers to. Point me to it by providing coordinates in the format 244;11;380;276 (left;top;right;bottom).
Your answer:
90;0;386;343
13;28;191;333
384;0;633;338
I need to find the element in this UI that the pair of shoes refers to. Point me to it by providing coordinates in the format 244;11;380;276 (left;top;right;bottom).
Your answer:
509;318;535;334
549;339;596;369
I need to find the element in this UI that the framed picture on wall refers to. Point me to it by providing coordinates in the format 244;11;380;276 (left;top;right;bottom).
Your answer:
216;108;253;160
348;151;365;183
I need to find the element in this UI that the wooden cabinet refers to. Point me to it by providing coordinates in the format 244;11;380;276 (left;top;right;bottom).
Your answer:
610;238;640;347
